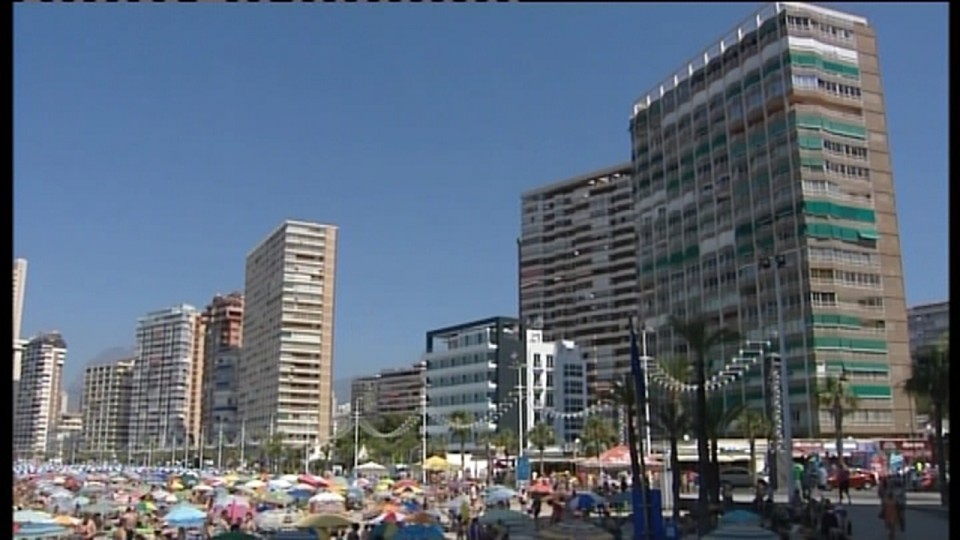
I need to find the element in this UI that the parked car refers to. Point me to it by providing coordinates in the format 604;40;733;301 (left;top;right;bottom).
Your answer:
827;468;877;490
719;467;760;489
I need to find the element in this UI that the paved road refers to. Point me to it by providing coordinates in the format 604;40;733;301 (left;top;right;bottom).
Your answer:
844;502;948;539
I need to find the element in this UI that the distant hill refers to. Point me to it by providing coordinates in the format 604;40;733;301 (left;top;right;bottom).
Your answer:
64;346;136;412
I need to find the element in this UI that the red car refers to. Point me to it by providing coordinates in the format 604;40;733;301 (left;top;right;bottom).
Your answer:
827;468;878;490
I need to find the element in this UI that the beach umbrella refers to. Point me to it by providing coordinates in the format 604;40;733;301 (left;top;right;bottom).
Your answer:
14;523;70;539
291;483;317;493
262;491;294;506
255;509;301;531
565;491;605;511
540;521;613;540
212;533;259;540
244;479;265;489
288;489;313;502
280;474;300;484
405;511;440;525
422;456;449;472
485;489;515;505
310;492;344;504
164;504;206;527
52;515;80;527
369;511;404;524
136;500;157;513
393;523;445;540
478;509;531;527
294;512;353;529
82;500;120;515
14;510;54;524
192;484;214;493
268;478;293;490
297;474;328;488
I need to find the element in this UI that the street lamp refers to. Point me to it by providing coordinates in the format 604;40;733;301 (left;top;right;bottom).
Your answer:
759;253;794;499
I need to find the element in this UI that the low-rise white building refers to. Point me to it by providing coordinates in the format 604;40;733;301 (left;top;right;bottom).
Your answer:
522;330;586;446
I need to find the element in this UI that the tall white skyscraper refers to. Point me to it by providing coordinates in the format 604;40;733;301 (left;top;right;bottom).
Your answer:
13;332;66;460
13;258;28;415
238;220;338;447
129;305;201;452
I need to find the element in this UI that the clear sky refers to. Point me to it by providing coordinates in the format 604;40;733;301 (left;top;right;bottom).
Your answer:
14;3;948;386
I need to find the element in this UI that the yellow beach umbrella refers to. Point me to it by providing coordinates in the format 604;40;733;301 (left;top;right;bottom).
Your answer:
54;515;80;526
423;456;449;472
294;512;353;529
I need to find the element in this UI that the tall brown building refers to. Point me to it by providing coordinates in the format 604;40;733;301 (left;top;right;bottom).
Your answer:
201;292;244;442
628;2;911;436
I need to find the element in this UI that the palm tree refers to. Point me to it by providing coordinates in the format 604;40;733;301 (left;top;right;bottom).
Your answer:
478;431;497;483
653;357;692;523
706;399;745;501
817;372;859;467
736;408;771;486
581;416;618;461
669;315;740;532
492;429;518;461
905;335;950;506
447;410;473;478
528;423;556;477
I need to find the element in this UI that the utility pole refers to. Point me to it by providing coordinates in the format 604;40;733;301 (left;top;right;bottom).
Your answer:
198;426;205;470
639;324;653;458
353;398;362;475
239;419;246;470
761;254;794;499
217;423;224;471
421;379;428;484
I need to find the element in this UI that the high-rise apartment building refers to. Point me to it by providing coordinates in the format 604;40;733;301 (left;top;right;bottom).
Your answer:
129;305;201;451
13;332;67;460
520;165;636;399
349;364;426;421
238;220;338;447
350;376;379;417
907;301;949;357
376;364;426;418
629;3;910;436
80;358;134;459
13;258;28;416
201;292;244;443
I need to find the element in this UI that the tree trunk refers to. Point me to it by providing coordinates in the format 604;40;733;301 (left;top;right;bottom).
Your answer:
486;442;493;484
748;437;757;485
670;435;681;524
834;403;844;467
539;448;545;477
710;435;720;504
934;402;948;506
694;354;711;536
460;438;466;479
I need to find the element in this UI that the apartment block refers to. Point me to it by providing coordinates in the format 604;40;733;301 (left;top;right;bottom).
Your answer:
520;165;636;401
349;376;379;416
201;292;244;443
424;317;522;451
129;305;201;450
523;329;587;444
238;220;338;447
629;3;910;436
907;301;949;357
80;359;134;459
13;332;67;460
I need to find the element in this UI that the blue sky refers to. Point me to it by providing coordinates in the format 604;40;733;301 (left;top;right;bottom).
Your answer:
14;3;948;386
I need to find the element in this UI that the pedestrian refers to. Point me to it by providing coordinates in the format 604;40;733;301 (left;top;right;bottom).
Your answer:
891;477;906;532
881;491;899;540
836;466;851;504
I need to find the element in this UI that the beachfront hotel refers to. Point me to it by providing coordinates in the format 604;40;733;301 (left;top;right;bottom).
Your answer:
13;332;67;460
80;359;134;459
628;3;911;437
237;220;338;447
200;292;244;444
128;305;203;451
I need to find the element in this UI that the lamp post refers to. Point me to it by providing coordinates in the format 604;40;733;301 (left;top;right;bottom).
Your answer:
759;253;794;499
421;377;429;484
353;397;362;475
